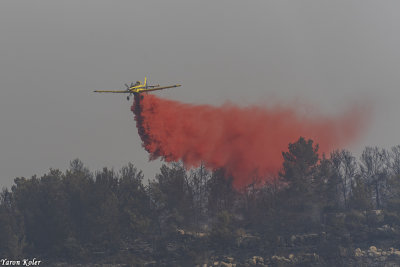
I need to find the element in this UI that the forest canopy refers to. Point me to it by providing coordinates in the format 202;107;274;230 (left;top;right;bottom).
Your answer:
2;137;400;266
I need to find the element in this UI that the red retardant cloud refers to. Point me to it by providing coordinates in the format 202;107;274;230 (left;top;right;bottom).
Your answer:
131;95;369;188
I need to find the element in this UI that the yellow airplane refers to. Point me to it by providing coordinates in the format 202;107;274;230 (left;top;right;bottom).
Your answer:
94;77;181;100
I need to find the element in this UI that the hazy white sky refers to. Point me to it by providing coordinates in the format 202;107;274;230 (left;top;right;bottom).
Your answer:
1;1;400;187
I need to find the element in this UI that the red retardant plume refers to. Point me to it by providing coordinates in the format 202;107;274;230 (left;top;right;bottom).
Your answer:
131;95;369;188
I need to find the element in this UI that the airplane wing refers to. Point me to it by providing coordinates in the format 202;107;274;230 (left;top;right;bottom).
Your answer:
93;90;129;93
140;84;181;92
146;84;160;88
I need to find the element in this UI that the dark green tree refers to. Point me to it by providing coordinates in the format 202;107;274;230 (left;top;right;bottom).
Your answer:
209;210;238;250
359;147;389;208
349;175;373;211
148;163;194;235
188;163;210;229
0;188;26;258
207;168;236;218
331;150;357;209
118;163;151;240
278;137;321;233
12;170;71;256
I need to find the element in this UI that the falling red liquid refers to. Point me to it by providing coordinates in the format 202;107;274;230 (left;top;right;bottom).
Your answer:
132;95;369;188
